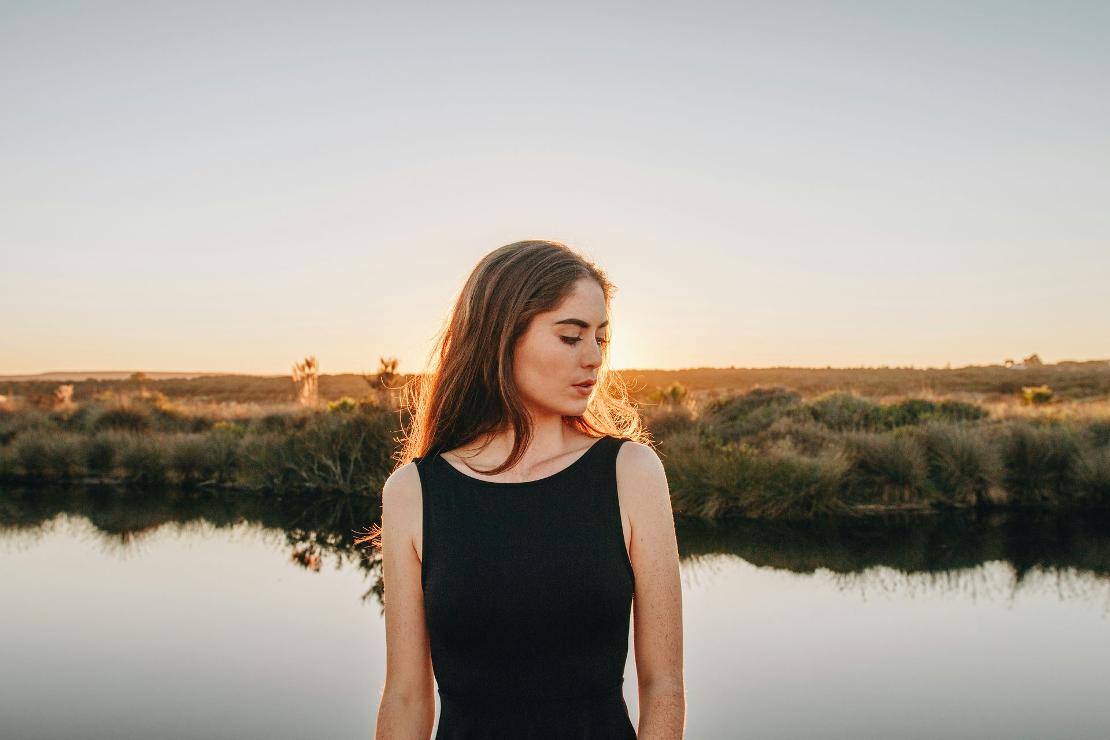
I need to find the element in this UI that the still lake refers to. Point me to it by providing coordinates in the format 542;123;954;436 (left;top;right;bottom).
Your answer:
1;486;1108;740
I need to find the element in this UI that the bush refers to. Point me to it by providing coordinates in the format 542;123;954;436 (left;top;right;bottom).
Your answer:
998;423;1078;504
918;423;1000;506
841;431;928;505
704;387;804;442
13;431;85;478
82;434;118;477
14;433;50;477
326;396;359;413
94;406;150;433
809;392;881;431
1075;444;1110;505
1022;385;1054;405
118;435;168;485
169;434;211;484
644;406;699;442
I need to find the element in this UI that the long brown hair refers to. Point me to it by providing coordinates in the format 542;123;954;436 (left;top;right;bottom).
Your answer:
357;240;648;549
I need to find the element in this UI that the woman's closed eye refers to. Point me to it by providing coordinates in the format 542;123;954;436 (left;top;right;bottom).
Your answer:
561;336;609;347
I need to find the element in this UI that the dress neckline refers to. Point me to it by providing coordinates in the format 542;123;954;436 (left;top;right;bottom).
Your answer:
435;435;610;488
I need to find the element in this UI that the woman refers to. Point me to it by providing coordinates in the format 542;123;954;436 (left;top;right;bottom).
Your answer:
370;240;685;739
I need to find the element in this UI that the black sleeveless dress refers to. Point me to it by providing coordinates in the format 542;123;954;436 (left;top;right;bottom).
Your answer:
413;434;637;739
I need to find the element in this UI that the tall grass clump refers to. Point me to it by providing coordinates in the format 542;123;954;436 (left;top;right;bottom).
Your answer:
239;406;398;494
662;431;847;520
117;434;169;486
1075;444;1110;505
998;423;1079;505
12;431;86;479
169;433;213;485
82;433;119;477
840;431;928;505
917;423;1002;507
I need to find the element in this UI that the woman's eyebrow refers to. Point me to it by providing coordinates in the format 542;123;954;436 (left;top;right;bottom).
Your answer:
554;318;609;329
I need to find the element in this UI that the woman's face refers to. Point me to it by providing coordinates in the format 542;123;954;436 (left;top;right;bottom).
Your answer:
511;277;609;420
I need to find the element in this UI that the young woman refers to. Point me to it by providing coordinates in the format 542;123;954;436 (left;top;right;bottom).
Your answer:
371;240;685;739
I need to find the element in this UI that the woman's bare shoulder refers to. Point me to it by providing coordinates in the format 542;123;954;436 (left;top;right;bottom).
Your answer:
614;440;670;510
381;462;423;540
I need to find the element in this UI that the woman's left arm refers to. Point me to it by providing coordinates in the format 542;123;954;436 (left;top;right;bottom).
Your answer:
617;441;686;740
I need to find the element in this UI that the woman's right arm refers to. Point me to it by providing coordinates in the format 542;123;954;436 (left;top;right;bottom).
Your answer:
374;462;436;740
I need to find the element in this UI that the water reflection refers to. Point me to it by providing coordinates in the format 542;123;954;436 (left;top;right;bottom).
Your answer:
2;485;1109;608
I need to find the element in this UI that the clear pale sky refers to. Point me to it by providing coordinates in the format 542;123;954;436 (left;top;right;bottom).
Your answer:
3;1;1107;375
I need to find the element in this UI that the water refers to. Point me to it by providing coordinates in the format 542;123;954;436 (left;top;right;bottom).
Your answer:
1;487;1108;739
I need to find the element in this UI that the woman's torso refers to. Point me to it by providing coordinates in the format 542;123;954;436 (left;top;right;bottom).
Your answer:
413;433;637;739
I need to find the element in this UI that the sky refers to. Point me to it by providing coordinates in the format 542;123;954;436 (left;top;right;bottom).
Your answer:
2;1;1108;376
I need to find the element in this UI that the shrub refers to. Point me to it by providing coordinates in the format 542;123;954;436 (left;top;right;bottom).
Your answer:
14;432;50;477
841;431;928;505
918;423;1000;506
809;392;881;431
0;444;17;478
644;406;699;442
169;434;211;484
94;406;150;432
1075;444;1110;505
43;433;86;478
82;434;118;477
704;387;804;442
327;396;359;413
1086;421;1110;449
118;435;168;485
1022;385;1054;405
998;423;1078;504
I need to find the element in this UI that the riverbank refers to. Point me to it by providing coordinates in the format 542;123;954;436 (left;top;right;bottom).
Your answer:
1;388;1108;520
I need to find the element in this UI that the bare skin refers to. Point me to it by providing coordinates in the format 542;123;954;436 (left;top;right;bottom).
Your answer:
374;277;685;738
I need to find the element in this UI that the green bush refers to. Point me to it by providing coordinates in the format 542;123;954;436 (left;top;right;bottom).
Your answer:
327;396;359;413
169;434;211;484
644;406;699;442
94;406;150;433
704;387;804;442
1022;385;1054;405
841;431;928;505
809;392;882;431
82;434;117;477
0;444;17;478
918;423;1000;506
44;433;86;478
999;423;1078;504
118;435;168;485
1075;444;1110;505
14;432;50;477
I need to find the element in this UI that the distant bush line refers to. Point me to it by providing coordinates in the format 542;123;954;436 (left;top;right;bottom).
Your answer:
3;359;1109;405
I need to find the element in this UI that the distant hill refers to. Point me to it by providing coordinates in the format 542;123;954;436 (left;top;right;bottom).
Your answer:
1;360;1108;403
0;371;238;382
